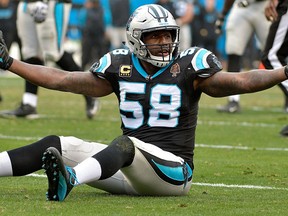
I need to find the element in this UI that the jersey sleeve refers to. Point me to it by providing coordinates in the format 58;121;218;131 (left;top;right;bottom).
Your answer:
180;47;223;78
89;52;113;80
89;49;132;91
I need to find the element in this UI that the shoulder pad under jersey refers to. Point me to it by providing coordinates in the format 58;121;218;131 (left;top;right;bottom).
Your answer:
89;49;132;78
178;47;223;78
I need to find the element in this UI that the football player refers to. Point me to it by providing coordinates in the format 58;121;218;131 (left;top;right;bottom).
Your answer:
261;0;288;135
0;0;99;119
0;4;287;201
215;0;271;113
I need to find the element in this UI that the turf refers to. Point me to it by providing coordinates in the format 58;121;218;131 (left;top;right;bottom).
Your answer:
0;75;287;215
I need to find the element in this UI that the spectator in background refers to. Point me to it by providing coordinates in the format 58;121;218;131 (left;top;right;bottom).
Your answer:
80;0;109;70
173;0;194;50
106;0;130;49
156;0;177;17
190;0;204;48
191;0;218;55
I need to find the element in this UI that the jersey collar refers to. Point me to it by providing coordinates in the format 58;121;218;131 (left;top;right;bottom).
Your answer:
131;54;173;79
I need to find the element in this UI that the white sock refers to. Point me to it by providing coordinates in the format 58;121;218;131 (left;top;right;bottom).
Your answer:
228;95;240;102
0;152;13;176
73;157;102;185
22;93;38;107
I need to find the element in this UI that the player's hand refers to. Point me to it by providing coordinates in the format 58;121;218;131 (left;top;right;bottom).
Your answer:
30;1;48;23
0;31;13;70
215;14;225;35
265;0;278;22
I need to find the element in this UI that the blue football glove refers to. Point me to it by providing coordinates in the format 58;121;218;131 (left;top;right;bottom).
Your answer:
0;31;13;70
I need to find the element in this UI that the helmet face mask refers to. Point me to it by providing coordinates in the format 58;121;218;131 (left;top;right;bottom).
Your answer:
126;4;180;68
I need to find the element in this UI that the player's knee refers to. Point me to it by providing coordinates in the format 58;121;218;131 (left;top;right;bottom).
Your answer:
111;135;135;165
59;136;87;152
113;135;135;154
41;135;62;152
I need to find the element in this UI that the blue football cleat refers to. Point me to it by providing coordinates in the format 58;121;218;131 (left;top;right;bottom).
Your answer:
42;147;77;201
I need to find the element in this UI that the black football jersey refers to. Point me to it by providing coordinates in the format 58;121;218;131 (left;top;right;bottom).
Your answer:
90;47;222;167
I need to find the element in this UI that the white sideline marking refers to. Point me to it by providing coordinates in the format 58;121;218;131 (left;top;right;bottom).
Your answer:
27;173;288;191
0;134;41;141
197;120;277;128
196;144;288;152
1;134;288;152
192;182;288;191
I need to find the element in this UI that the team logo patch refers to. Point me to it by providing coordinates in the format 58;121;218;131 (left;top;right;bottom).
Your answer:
119;65;132;77
170;63;180;77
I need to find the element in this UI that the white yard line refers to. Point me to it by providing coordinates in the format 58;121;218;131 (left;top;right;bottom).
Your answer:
27;173;288;191
0;134;42;141
195;144;288;152
197;120;278;128
192;182;288;191
1;133;287;152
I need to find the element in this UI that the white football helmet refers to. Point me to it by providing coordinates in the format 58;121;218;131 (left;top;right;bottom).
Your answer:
126;4;180;67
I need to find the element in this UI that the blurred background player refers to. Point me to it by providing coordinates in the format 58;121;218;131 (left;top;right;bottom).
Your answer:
0;0;99;119
80;0;109;70
174;0;194;51
190;0;219;55
0;0;20;55
0;0;21;102
261;0;288;135
106;0;130;49
215;0;271;113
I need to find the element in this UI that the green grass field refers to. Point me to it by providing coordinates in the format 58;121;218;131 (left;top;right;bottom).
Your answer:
0;74;288;215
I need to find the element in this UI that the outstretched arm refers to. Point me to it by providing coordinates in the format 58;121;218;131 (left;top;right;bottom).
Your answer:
0;31;113;97
197;67;288;97
9;60;113;97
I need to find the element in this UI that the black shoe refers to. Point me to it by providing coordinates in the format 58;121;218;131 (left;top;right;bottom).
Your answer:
279;125;288;137
0;103;38;119
84;96;100;119
42;147;76;201
217;101;241;113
